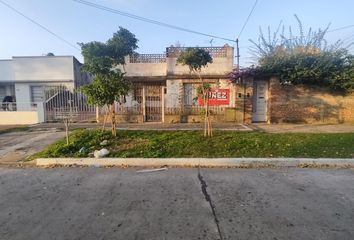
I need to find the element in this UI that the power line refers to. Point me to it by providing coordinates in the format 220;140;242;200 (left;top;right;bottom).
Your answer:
328;24;354;33
237;0;259;39
72;0;236;43
0;0;80;51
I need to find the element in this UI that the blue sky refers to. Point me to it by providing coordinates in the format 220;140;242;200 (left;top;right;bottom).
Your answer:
0;0;353;66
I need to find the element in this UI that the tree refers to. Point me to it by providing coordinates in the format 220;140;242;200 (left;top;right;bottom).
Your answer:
177;48;213;137
79;27;138;136
230;16;354;93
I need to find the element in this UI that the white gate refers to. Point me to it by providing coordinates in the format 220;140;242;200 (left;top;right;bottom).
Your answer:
252;80;268;122
44;86;96;122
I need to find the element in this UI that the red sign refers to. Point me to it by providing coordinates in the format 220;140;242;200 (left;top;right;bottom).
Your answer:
198;89;230;106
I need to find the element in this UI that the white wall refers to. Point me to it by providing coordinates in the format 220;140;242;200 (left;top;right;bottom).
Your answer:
0;60;14;81
14;84;31;111
12;56;74;82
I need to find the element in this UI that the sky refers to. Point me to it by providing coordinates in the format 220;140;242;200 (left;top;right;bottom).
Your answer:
0;0;353;67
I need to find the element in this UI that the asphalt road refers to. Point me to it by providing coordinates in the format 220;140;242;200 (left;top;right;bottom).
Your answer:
0;167;353;240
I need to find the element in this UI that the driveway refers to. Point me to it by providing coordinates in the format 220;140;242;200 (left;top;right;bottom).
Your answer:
0;167;353;240
0;128;64;164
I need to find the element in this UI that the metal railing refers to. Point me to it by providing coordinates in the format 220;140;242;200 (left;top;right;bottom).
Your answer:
0;102;38;112
165;106;225;115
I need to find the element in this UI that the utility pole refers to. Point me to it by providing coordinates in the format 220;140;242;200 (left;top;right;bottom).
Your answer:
236;38;240;71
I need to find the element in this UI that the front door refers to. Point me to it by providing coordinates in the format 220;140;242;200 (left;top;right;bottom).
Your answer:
252;80;268;122
145;85;162;122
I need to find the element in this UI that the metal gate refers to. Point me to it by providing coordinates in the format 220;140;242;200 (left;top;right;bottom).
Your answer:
43;86;96;122
145;85;162;122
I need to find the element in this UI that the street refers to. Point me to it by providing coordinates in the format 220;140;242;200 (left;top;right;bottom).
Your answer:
0;167;353;240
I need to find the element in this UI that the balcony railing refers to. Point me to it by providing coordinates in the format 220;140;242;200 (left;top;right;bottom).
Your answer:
0;102;39;112
129;54;166;63
166;47;228;58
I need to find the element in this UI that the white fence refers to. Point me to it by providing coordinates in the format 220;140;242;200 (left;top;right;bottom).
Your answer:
0;102;44;125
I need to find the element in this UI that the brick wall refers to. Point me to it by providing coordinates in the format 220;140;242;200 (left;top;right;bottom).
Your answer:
269;78;354;123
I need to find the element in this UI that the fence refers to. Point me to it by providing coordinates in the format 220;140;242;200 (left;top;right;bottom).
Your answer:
0;102;39;112
166;47;228;58
270;99;354;123
0;102;43;125
164;106;225;115
44;86;96;122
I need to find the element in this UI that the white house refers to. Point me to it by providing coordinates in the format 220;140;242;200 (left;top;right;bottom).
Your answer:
0;55;89;124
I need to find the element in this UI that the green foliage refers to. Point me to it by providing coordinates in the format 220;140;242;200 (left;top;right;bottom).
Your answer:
260;49;354;91
234;16;354;92
177;48;213;72
196;83;211;94
81;71;130;107
31;129;113;158
79;27;138;75
33;130;354;158
79;27;138;105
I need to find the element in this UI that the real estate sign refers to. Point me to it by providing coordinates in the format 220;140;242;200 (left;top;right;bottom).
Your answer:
198;89;230;106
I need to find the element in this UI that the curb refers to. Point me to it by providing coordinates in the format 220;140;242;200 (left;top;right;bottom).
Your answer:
36;158;354;168
0;161;36;167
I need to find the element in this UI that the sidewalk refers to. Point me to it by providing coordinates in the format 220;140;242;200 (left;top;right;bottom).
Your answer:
30;122;252;131
29;122;354;133
251;123;354;133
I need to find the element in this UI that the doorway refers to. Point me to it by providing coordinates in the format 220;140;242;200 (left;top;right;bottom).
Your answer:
252;80;268;122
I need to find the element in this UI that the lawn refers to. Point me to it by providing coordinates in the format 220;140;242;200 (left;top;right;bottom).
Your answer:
31;129;354;159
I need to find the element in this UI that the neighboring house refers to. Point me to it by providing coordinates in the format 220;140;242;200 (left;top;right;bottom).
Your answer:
0;55;90;124
107;44;237;123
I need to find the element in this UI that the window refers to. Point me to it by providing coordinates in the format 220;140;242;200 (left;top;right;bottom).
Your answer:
31;86;44;103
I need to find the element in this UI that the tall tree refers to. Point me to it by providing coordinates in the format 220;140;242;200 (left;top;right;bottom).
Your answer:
79;27;138;136
177;48;213;137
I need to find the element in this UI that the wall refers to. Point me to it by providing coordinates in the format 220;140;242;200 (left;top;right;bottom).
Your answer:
0;111;41;125
12;56;74;82
166;46;234;76
269;78;354;123
0;60;14;81
121;62;167;77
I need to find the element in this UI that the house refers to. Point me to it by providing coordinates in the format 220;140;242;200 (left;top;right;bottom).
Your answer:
0;55;90;124
104;44;239;123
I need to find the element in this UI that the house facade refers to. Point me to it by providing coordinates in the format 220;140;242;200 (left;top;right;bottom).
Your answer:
0;55;90;124
105;45;240;123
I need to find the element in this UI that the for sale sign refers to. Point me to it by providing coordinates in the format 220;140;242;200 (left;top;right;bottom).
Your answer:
198;89;230;106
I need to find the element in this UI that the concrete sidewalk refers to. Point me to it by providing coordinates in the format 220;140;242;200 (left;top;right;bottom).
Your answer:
29;122;354;133
30;122;252;131
251;123;354;133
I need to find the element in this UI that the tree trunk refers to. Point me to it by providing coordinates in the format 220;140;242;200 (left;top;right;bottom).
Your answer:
102;105;109;131
197;71;212;137
64;118;69;145
111;103;117;137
